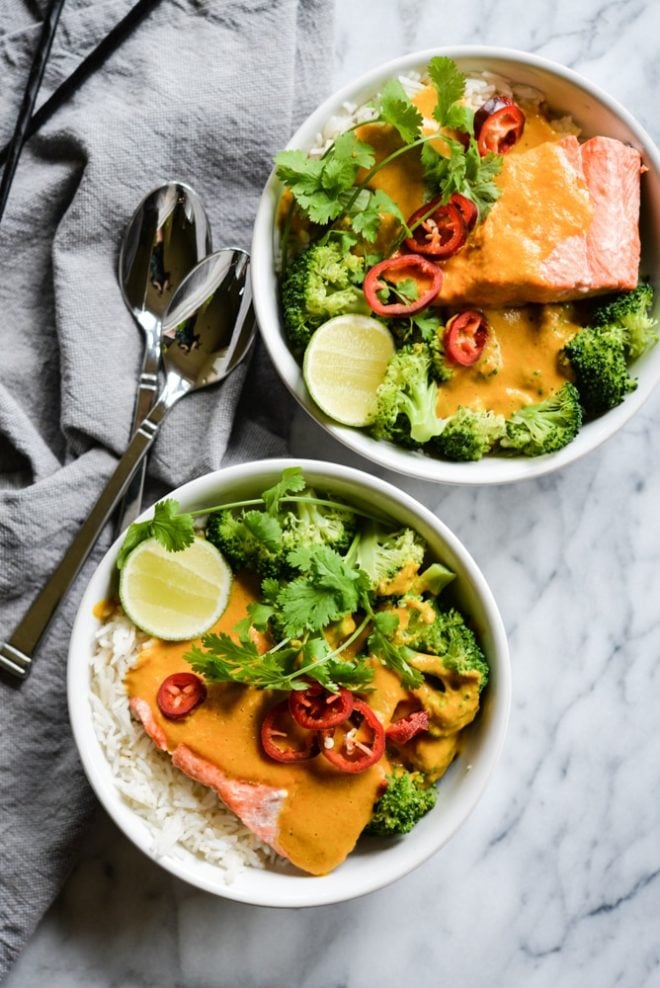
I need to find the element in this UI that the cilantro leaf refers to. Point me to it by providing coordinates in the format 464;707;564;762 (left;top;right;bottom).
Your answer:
116;499;195;569
261;466;306;514
351;188;408;242
276;546;362;637
151;500;195;552
241;511;282;552
421;138;502;220
428;56;466;126
246;601;276;632
368;611;423;688
379;78;423;143
275;133;374;226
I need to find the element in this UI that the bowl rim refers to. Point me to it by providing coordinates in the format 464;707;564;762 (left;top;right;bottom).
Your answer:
251;45;660;486
67;457;511;907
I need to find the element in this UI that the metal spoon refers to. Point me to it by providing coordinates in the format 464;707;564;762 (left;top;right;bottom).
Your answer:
0;249;256;681
117;181;211;535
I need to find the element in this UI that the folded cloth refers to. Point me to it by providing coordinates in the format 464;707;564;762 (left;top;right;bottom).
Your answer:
0;0;334;975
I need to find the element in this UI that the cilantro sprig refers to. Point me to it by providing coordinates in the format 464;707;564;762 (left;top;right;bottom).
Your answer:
116;499;194;570
117;468;428;693
276;55;503;261
185;542;421;692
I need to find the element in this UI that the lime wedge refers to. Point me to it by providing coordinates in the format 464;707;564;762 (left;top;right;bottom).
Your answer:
303;315;395;427
119;537;232;640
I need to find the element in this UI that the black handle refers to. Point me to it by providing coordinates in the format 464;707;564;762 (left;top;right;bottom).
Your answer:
0;0;66;224
0;0;163;173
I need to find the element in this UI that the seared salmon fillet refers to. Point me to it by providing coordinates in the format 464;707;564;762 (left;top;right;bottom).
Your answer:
439;135;642;307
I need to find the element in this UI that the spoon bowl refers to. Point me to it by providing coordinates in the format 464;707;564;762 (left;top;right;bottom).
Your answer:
116;182;211;533
0;249;255;681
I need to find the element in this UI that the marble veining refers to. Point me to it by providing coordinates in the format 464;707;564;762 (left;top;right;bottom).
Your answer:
5;1;660;986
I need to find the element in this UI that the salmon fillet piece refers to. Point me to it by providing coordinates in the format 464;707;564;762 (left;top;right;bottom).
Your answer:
580;136;642;290
171;744;287;853
130;697;288;856
439;135;642;307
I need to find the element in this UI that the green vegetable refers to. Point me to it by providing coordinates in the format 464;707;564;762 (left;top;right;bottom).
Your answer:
345;521;425;594
116;499;194;570
397;598;489;692
592;283;658;360
365;769;437;836
499;382;583;456
431;406;506;462
116;468;478;696
206;487;357;579
280;238;369;357
412;562;456;596
205;509;286;578
275;131;375;226
421;56;503;219
563;327;637;417
378;77;423;144
370;343;445;447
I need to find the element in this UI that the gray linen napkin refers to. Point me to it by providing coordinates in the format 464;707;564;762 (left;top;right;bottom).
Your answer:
0;0;334;976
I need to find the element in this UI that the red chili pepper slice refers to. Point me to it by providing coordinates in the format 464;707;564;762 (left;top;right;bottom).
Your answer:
474;96;525;156
321;699;386;774
289;683;354;730
386;710;430;745
444;310;489;367
449;193;478;232
156;672;207;720
261;701;320;763
364;254;442;317
404;199;467;259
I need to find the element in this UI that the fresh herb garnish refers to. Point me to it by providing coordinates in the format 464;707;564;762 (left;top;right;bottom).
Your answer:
116;499;195;570
117;468;445;693
276;55;503;257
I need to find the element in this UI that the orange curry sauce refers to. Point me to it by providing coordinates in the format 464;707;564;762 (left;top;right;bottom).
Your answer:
124;575;481;875
354;88;589;418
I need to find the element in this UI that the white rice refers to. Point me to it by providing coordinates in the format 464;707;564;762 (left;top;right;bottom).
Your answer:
90;609;275;880
310;68;576;154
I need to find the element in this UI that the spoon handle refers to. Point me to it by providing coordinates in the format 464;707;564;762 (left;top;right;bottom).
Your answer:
0;381;186;681
113;343;160;537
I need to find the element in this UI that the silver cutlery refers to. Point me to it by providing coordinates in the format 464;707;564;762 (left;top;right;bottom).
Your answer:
0;248;256;681
116;181;211;535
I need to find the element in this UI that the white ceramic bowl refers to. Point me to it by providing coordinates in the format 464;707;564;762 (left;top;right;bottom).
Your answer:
68;458;510;907
252;47;660;485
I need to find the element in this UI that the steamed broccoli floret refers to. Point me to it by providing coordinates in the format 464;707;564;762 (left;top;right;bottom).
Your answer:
499;382;583;456
364;769;436;837
207;495;358;579
280;495;357;557
398;599;489;691
370;343;445;447
563;327;637;417
345;521;425;595
592;284;658;360
206;510;285;578
431;406;506;462
280;239;368;356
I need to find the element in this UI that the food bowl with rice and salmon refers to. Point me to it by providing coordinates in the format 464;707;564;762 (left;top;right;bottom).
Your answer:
251;47;660;484
67;459;510;906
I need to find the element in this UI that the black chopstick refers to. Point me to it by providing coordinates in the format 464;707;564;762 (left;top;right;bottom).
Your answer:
0;0;66;225
0;0;163;194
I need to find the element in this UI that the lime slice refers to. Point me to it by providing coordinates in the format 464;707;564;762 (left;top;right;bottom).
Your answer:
303;315;395;427
119;537;232;640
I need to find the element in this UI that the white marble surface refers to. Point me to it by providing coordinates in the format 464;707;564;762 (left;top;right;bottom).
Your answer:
6;2;660;986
